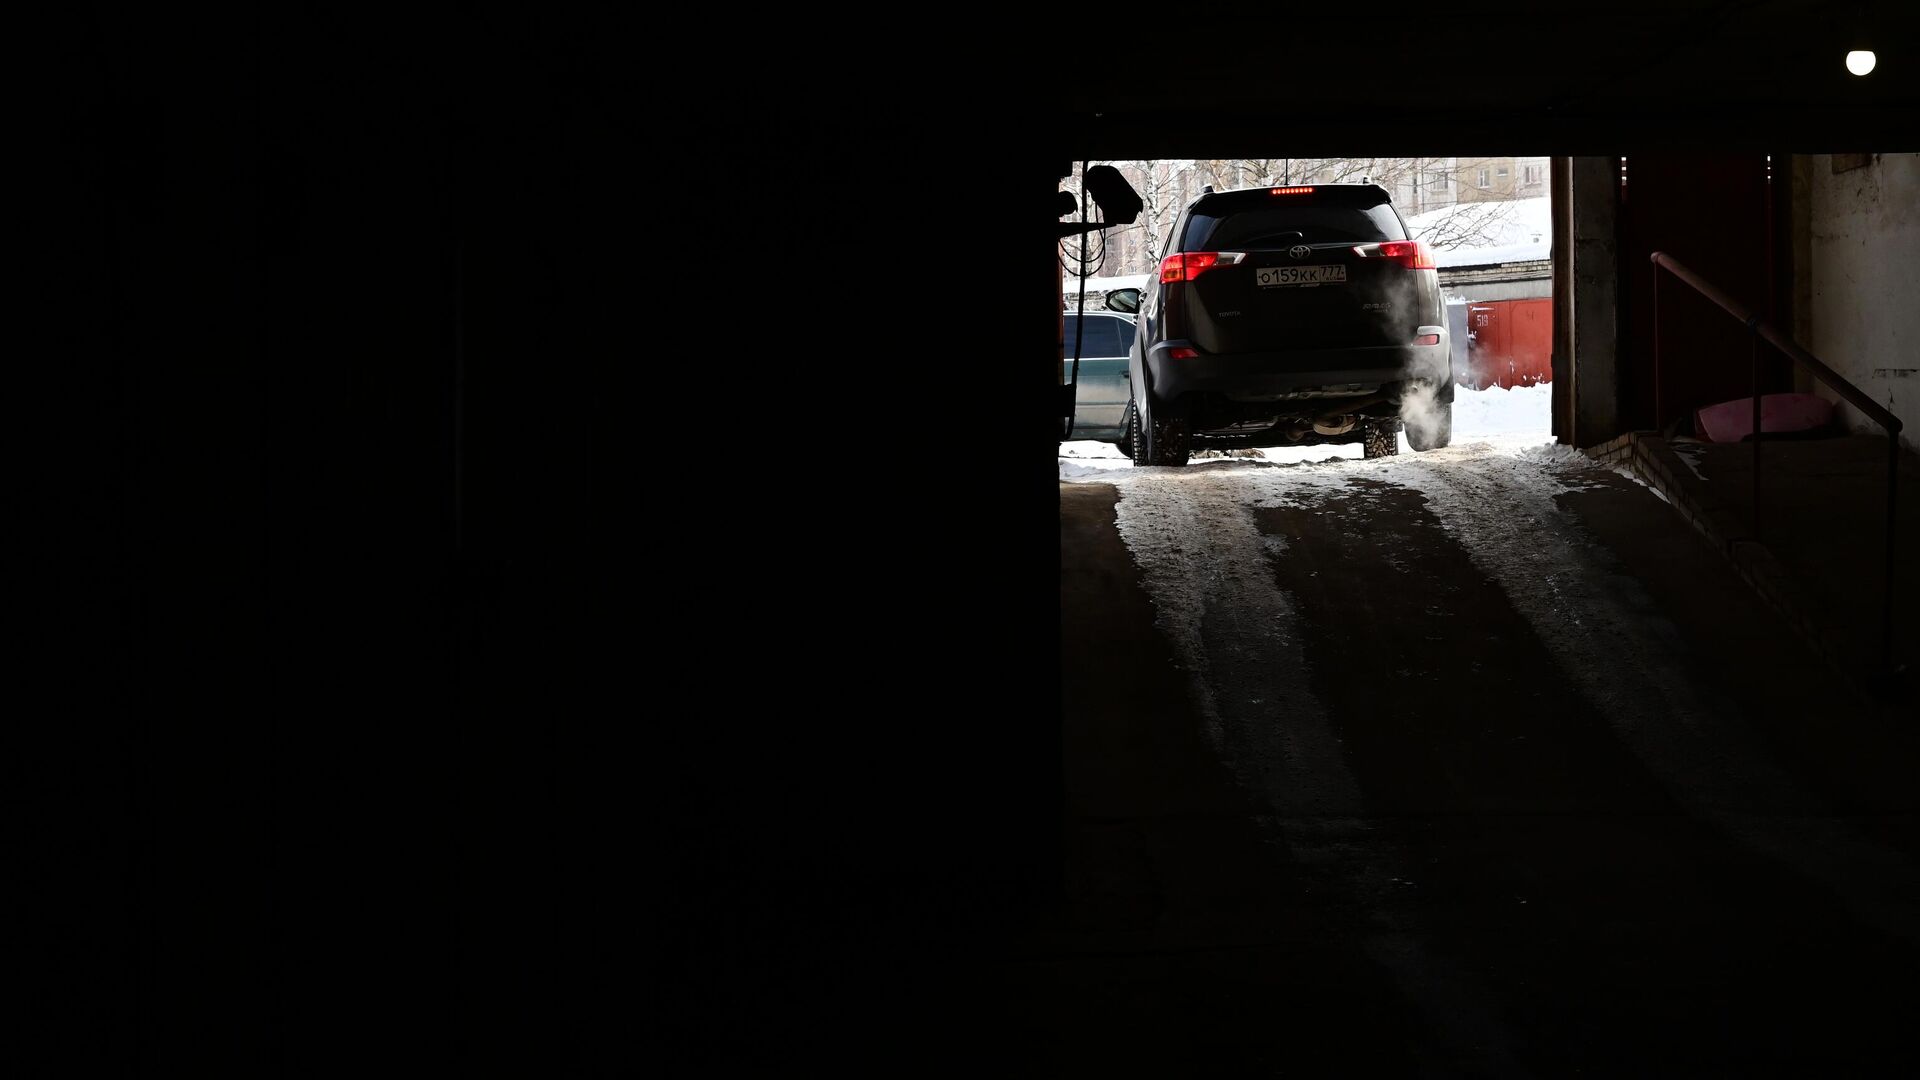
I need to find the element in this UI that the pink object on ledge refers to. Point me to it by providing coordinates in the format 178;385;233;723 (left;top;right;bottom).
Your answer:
1695;392;1835;443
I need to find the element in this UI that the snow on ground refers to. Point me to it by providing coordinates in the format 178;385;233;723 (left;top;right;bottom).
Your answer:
1449;381;1553;445
1059;382;1554;480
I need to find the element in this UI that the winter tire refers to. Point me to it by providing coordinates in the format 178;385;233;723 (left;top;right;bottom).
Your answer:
1362;420;1399;459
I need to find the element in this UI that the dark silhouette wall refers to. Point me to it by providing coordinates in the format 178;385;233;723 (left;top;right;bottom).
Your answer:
50;10;621;1074
47;14;1061;1074
1618;155;1793;431
43;9;1917;1075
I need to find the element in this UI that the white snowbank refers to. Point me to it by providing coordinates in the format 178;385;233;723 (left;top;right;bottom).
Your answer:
1059;382;1553;479
1061;273;1151;296
1453;381;1552;437
1432;241;1549;268
1406;196;1553;267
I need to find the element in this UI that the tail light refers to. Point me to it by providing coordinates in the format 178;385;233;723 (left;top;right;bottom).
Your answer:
1169;346;1199;360
1159;251;1246;283
1414;333;1441;346
1353;240;1436;269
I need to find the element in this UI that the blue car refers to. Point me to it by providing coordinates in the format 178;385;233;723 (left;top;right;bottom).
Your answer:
1060;309;1137;447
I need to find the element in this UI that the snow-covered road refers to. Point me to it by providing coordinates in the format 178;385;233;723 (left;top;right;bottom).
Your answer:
1043;384;1920;1071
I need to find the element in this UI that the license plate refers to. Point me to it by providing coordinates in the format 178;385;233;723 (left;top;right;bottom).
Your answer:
1257;264;1347;288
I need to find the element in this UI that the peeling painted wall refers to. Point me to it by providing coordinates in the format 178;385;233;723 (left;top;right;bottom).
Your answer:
1809;153;1920;449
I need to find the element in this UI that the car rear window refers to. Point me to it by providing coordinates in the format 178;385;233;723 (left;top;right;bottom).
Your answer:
1062;314;1132;357
1186;203;1406;249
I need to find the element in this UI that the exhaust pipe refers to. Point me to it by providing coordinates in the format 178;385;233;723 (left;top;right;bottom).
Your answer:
1308;394;1389;437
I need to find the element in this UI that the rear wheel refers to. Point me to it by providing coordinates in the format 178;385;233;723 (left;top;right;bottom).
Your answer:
1128;397;1150;466
1153;412;1191;467
1407;403;1453;451
1128;395;1191;467
1362;420;1399;459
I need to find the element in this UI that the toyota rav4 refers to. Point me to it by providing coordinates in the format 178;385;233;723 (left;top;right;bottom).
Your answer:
1107;183;1452;466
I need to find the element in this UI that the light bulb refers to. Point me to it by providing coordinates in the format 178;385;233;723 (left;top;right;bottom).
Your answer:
1845;50;1877;76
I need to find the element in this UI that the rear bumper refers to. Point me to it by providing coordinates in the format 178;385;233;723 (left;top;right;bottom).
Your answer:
1148;337;1450;400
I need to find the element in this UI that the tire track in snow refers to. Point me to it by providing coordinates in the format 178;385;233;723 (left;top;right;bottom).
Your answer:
1112;463;1528;1076
1111;467;1358;818
1384;445;1920;953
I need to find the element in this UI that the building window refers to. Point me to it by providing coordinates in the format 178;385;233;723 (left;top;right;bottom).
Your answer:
1477;168;1490;188
1524;164;1542;184
1496;166;1510;179
1430;173;1449;191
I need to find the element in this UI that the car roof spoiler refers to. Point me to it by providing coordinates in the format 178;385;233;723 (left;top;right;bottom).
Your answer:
1195;183;1392;211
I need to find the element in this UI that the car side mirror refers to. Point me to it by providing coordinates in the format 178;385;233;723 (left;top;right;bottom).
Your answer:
1105;288;1141;314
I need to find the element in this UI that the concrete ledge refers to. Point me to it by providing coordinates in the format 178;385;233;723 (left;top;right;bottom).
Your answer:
1582;431;1878;707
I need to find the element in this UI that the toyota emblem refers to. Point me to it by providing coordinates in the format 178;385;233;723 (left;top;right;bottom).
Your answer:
1288;244;1312;259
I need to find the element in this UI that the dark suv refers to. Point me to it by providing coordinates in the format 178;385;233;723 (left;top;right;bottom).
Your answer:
1108;184;1452;466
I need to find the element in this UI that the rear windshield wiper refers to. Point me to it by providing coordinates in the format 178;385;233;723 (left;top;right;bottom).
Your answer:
1236;230;1307;246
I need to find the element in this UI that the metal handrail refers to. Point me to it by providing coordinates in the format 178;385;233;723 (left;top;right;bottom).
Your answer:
1650;251;1902;676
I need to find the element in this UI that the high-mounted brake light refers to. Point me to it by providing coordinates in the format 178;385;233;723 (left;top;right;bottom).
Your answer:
1353;239;1436;269
1159;251;1244;283
1269;186;1313;196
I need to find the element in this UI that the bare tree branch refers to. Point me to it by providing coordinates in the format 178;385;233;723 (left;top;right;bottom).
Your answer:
1059;155;1546;277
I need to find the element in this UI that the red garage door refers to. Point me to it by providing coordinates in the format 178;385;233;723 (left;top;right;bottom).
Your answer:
1467;298;1553;389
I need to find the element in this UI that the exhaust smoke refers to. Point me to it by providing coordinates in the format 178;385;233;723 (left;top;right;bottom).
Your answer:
1400;381;1447;448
